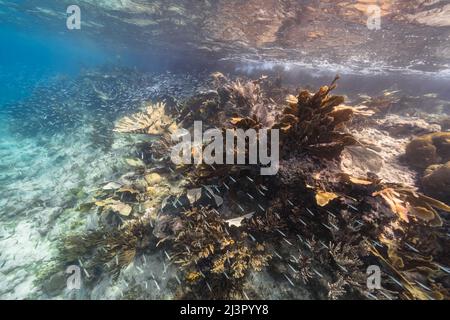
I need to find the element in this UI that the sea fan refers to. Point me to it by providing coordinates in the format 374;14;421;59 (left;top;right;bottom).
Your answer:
114;102;177;135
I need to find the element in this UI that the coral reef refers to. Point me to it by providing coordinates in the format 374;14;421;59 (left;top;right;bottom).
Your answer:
114;102;178;135
274;75;366;158
405;132;450;170
54;74;449;300
422;162;450;202
404;132;450;203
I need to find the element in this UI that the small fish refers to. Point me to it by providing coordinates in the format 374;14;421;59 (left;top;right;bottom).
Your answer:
305;242;312;250
355;220;364;226
322;223;332;231
283;273;295;287
327;210;336;219
425;293;435;301
415;281;431;292
337;264;348;273
312;268;323;278
276;228;287;237
405;243;420;254
206;281;212;292
388;275;404;288
329;222;339;231
366;292;378;300
273;250;283;259
359;94;371;100
437;264;450;274
372;240;383;248
164;251;171;260
379;291;392;300
319;241;329;250
153;280;161;291
288;264;299;274
383;90;400;97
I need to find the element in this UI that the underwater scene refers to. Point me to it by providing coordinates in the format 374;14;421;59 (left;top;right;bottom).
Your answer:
0;1;449;301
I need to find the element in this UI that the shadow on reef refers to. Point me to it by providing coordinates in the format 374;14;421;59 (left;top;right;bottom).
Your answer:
43;73;449;300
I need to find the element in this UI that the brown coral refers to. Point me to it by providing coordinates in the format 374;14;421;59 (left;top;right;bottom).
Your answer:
405;132;450;169
422;161;450;203
274;76;361;158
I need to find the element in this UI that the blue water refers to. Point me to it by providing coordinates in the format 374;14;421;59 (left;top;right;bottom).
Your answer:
0;25;109;106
